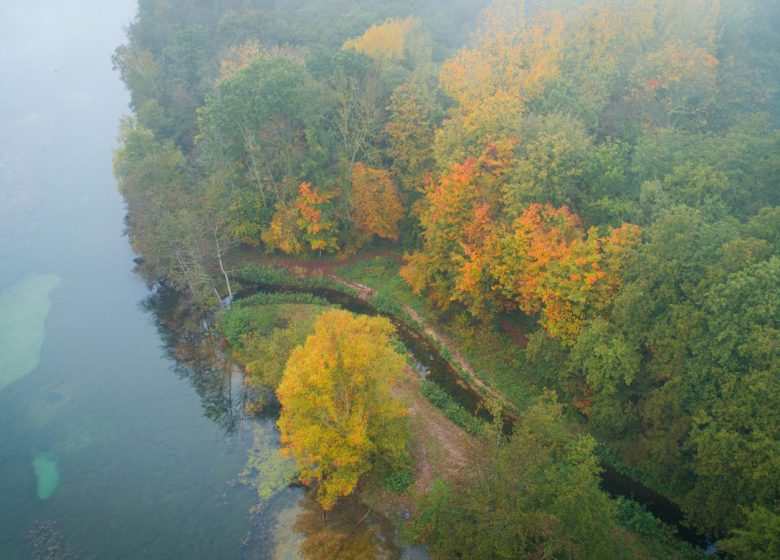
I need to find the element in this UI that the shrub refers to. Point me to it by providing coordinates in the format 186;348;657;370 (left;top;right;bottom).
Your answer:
420;380;484;436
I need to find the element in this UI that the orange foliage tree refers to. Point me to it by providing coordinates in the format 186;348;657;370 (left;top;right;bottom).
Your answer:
436;0;564;162
276;310;409;510
295;182;339;254
262;182;340;255
401;143;513;313
494;204;641;341
351;163;404;241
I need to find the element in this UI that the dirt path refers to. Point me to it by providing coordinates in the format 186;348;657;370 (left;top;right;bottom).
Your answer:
394;370;475;493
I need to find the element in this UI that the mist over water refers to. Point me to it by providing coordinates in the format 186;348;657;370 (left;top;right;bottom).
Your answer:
0;4;414;558
0;2;259;558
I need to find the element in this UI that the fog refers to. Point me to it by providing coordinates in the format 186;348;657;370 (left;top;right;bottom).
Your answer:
0;0;136;277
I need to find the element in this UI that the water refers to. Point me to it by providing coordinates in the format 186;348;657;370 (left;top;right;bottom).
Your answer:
0;3;412;559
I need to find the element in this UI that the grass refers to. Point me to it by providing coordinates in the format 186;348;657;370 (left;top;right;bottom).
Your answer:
336;257;435;320
236;262;360;298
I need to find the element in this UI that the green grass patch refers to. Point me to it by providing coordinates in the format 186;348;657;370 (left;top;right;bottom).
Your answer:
382;467;413;493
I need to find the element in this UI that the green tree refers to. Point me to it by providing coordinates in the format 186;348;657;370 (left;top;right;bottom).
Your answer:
416;394;630;559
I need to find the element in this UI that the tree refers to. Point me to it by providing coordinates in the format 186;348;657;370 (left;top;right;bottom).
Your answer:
385;74;438;191
401;143;512;311
503;112;594;215
295;182;339;255
494;204;641;341
351;163;404;242
718;506;780;560
276;310;409;510
436;0;564;164
326;51;386;169
217;40;261;83
416;393;630;559
197;55;328;241
342;17;419;63
261;200;304;255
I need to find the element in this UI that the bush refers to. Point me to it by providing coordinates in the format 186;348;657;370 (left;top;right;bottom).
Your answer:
383;468;413;493
420;380;484;436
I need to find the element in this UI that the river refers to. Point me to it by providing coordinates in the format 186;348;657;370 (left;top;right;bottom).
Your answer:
0;2;403;559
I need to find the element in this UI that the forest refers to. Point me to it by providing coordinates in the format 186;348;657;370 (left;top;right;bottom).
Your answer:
112;0;780;558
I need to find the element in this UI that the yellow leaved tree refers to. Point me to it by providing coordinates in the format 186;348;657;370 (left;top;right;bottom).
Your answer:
342;17;419;63
436;0;564;164
276;310;409;510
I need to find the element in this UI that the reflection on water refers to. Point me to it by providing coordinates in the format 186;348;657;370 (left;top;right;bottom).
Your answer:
143;286;246;434
245;489;404;560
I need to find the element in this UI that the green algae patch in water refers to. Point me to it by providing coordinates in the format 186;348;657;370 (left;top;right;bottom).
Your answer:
32;453;60;500
0;273;61;392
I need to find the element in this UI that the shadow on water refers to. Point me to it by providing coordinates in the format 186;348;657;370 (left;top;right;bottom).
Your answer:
239;281;712;550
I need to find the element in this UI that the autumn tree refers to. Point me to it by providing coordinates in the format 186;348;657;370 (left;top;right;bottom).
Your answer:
435;0;564;165
351;163;404;242
401;143;512;312
494;204;641;341
342;17;419;64
276;310;409;510
261;200;304;255
295;182;339;255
